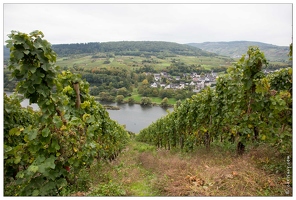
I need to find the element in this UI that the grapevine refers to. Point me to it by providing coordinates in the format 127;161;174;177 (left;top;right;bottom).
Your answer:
4;30;129;196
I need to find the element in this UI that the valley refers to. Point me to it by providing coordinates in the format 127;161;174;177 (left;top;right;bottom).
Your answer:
3;31;292;197
4;41;290;107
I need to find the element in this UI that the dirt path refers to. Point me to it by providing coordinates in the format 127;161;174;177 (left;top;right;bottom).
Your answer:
87;140;291;196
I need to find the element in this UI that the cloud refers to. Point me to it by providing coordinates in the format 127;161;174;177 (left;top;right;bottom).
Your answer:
3;3;292;46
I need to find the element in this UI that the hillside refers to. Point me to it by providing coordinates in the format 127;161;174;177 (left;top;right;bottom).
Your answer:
4;41;290;72
4;40;290;62
50;41;216;57
187;41;290;62
3;41;215;60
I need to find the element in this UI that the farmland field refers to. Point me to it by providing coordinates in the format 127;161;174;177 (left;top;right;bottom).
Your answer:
56;54;235;71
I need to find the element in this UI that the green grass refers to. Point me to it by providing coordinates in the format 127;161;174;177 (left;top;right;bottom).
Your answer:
123;89;177;106
129;171;159;196
125;89;142;103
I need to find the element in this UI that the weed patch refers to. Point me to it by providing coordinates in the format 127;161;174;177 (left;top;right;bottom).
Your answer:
71;140;291;196
89;181;126;196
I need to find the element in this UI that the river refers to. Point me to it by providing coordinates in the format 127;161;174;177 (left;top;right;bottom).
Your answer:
5;92;173;133
101;102;173;133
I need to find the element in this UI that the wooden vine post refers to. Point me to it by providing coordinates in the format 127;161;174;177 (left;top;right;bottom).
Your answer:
73;82;81;108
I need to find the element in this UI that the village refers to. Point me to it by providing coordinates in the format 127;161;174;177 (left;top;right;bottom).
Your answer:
148;71;218;93
147;68;277;93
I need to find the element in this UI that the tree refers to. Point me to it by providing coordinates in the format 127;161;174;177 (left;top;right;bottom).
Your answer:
103;59;110;64
147;74;154;83
142;79;149;85
176;100;182;108
161;97;169;107
99;92;115;102
127;97;135;104
90;86;100;96
151;88;159;97
140;97;152;106
116;95;125;103
117;87;128;96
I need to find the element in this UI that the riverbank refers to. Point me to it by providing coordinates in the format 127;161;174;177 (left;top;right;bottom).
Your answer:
103;105;120;110
94;96;175;108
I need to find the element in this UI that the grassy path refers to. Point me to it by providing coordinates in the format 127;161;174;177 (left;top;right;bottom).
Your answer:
87;141;161;196
111;141;160;196
84;139;291;196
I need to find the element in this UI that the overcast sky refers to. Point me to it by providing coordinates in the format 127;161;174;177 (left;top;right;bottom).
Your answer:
3;3;293;46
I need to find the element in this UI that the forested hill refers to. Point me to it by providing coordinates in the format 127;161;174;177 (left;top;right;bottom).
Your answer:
50;41;216;57
187;41;290;62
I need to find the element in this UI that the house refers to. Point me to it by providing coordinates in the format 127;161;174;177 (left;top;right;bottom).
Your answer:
264;69;274;74
170;83;179;89
196;81;205;90
199;76;206;81
191;72;198;77
179;83;185;89
151;82;158;88
208;71;217;81
211;71;217;77
175;76;180;81
154;74;161;82
167;75;173;81
160;72;168;78
192;77;199;82
205;81;212;87
164;84;171;89
165;84;177;89
183;73;190;78
189;81;195;86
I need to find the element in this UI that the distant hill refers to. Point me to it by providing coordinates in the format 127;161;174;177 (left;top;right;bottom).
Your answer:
50;41;216;57
3;41;216;60
187;41;290;62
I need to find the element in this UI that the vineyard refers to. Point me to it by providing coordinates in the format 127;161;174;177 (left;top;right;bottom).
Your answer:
137;46;292;156
3;30;292;196
4;31;129;196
